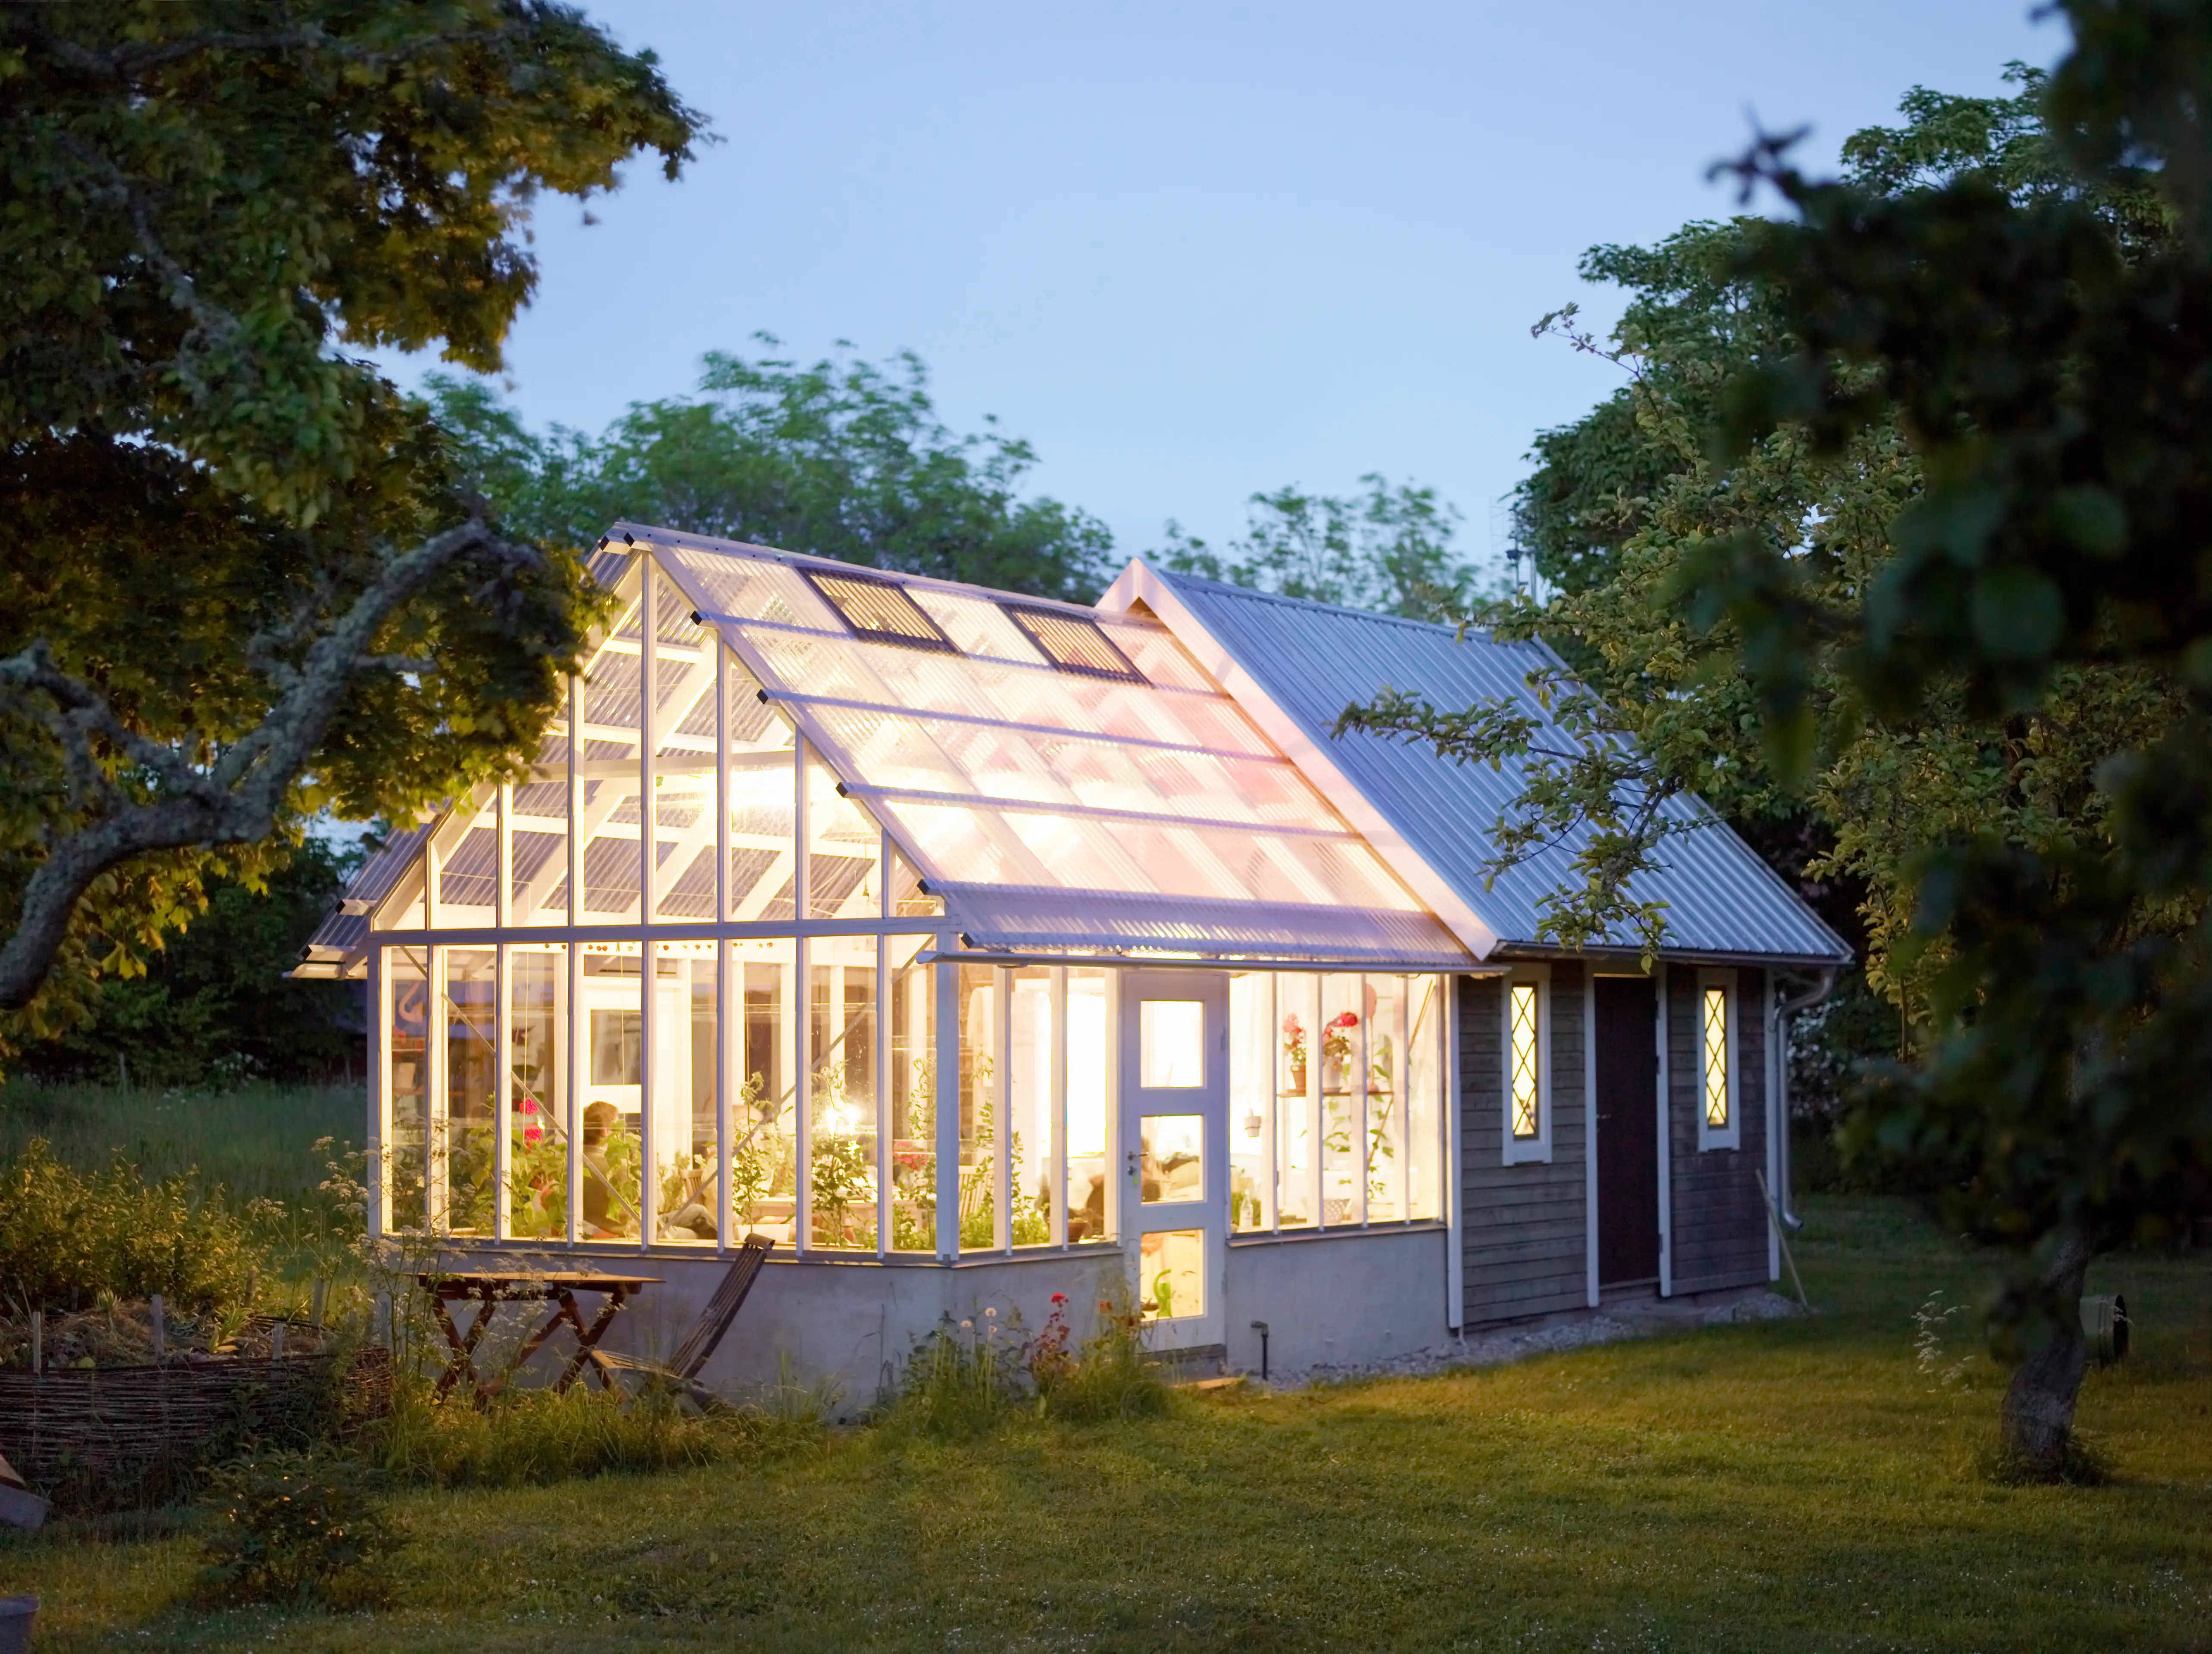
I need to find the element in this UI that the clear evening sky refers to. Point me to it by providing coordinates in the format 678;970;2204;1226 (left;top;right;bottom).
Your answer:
382;2;2063;584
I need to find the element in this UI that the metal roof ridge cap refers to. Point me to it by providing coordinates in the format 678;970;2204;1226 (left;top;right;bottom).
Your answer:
1101;559;1502;961
1102;561;1503;639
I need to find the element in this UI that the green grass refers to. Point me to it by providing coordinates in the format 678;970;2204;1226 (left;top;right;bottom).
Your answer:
4;1193;2209;1650
0;1080;358;1206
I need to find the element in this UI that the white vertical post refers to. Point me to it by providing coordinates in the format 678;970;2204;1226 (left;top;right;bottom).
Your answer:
566;674;584;926
427;945;448;1234
369;949;388;1240
795;936;813;1257
1443;973;1463;1331
494;944;512;1242
997;967;1013;1252
1049;965;1068;1248
565;939;582;1244
496;782;512;929
1656;962;1673;1298
638;562;657;1250
875;931;891;1257
718;938;736;1253
934;946;960;1260
1260;972;1277;1233
1355;975;1371;1227
716;643;729;923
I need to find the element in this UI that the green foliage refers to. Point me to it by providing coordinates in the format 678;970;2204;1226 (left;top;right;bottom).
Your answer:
13;837;361;1087
1158;473;1491;619
196;1451;403;1611
0;3;704;1045
1033;1292;1170;1424
877;1292;1169;1437
0;1139;260;1315
430;337;1116;600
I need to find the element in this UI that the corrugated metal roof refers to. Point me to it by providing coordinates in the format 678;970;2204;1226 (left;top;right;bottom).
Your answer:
1102;564;1851;966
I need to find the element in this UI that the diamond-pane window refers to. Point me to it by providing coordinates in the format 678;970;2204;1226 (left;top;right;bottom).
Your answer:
1001;604;1146;683
803;568;959;654
1509;982;1541;1139
1701;984;1729;1130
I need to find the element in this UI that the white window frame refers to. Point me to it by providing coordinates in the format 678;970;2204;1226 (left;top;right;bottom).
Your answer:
1501;965;1551;1165
1696;968;1741;1152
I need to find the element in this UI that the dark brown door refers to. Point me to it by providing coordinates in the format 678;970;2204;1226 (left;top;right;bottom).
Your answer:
1594;975;1660;1286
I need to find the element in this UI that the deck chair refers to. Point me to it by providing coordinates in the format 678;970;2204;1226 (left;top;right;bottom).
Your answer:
588;1234;774;1408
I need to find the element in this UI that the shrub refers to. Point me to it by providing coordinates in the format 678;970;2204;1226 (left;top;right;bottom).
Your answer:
0;1139;260;1314
196;1450;404;1610
1037;1292;1170;1424
876;1308;1028;1438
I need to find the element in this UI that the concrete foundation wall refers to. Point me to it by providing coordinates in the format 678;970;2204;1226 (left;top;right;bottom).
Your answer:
1224;1227;1450;1377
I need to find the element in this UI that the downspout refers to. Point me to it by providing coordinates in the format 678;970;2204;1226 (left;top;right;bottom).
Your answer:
1770;968;1838;1232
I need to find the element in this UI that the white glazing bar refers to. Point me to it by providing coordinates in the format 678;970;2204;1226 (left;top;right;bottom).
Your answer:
424;818;443;931
741;685;1280;762
997;967;1013;1252
642;557;658;923
427;945;448;1233
1355;978;1370;1227
717;938;734;1256
640;934;656;1251
494;945;512;1241
717;646;731;922
1049;965;1067;1248
496;782;513;929
933;944;960;1260
794;935;812;1258
1261;973;1278;1233
565;939;582;1244
567;675;584;927
875;930;891;1258
840;782;1361;844
370;950;389;1240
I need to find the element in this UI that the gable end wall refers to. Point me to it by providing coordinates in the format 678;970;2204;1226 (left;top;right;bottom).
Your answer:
1457;964;1587;1326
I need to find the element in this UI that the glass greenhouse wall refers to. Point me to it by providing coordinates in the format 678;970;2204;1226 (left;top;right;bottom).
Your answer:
362;537;1457;1262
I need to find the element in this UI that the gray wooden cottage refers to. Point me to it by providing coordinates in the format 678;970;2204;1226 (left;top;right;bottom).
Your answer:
298;526;1851;1391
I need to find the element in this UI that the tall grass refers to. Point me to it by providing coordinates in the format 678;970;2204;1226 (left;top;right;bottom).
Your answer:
0;1079;359;1207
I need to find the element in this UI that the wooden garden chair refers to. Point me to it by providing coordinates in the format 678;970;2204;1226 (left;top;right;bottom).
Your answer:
586;1234;774;1408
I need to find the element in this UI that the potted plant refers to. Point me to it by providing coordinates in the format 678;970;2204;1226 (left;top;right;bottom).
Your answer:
1280;1012;1307;1094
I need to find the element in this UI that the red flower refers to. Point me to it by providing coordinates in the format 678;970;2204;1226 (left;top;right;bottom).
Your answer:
1326;1011;1359;1031
524;1125;544;1144
1051;1292;1067;1305
519;1096;537;1114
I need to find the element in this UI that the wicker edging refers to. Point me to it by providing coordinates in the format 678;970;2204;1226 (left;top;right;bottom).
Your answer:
0;1346;392;1511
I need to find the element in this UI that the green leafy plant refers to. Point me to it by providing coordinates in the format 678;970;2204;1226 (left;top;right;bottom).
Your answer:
196;1450;404;1610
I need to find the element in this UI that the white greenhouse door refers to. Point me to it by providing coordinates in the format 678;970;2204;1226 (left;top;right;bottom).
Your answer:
1118;970;1229;1354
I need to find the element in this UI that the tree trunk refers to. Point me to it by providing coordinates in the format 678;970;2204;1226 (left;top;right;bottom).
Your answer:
1999;1228;2094;1476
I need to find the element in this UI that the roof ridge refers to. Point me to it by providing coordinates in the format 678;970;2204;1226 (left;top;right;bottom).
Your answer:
1153;566;1512;640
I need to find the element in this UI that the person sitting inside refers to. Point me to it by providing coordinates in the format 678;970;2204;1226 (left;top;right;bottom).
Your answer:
580;1102;632;1239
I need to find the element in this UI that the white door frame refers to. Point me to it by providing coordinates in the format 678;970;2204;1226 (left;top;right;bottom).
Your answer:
1118;968;1230;1352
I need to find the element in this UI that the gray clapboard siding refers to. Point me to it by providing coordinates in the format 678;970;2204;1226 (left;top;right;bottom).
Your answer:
1666;965;1770;1295
1458;963;1588;1325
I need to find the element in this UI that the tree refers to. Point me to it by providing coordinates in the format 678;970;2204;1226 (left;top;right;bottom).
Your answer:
1343;46;2210;1475
16;836;364;1088
430;338;1117;602
1157;474;1491;621
0;3;706;1052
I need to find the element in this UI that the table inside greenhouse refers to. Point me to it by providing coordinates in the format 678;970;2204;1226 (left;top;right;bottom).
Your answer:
417;1271;659;1401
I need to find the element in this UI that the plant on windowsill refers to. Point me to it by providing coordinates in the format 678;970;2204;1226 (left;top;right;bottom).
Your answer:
1321;1010;1359;1093
1280;1012;1308;1095
809;1060;874;1249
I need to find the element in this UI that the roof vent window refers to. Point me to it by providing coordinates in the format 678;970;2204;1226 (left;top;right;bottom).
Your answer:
802;568;958;654
1001;605;1145;683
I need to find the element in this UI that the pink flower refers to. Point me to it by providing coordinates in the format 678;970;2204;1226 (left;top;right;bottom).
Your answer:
1326;1011;1359;1031
1280;1014;1303;1036
519;1097;538;1114
524;1125;544;1144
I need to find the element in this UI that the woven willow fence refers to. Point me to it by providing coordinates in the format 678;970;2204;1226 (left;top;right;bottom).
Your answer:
0;1344;392;1512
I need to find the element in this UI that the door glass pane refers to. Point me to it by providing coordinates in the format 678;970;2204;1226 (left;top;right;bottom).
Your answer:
1365;976;1407;1222
578;945;644;1240
1228;972;1270;1232
384;948;429;1233
1139;999;1204;1088
1008;967;1055;1246
888;938;937;1251
1320;974;1363;1224
732;939;799;1246
808;936;879;1250
1275;973;1318;1230
1066;968;1113;1243
652;943;718;1245
1139;1115;1204;1204
506;944;567;1240
1139;1229;1204;1321
443;947;497;1236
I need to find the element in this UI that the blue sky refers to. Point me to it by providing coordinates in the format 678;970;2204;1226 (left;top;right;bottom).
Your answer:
385;1;2065;585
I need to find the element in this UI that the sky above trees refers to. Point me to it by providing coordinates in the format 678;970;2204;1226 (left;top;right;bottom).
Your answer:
377;0;2063;576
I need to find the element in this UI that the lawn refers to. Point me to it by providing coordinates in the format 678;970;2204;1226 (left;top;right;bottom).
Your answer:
2;1102;2209;1650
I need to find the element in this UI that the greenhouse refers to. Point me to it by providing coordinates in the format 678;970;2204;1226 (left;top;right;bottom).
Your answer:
301;525;1851;1389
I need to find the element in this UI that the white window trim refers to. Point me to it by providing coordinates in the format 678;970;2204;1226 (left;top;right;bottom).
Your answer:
1501;965;1552;1165
1696;967;1741;1153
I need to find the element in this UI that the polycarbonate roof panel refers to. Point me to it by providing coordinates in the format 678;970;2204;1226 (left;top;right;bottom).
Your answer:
624;524;1476;966
1136;569;1852;965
